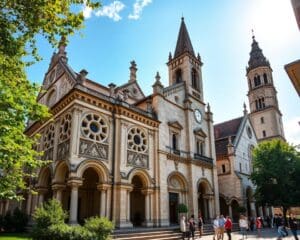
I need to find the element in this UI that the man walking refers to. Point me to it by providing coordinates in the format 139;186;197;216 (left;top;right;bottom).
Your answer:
289;213;299;240
224;216;232;240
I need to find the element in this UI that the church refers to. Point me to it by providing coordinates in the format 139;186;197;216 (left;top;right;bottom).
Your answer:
214;34;285;222
10;18;220;228
0;18;285;228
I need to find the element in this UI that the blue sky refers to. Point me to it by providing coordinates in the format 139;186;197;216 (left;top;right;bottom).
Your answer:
26;0;300;145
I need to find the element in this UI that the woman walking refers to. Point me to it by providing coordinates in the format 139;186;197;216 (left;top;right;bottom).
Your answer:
225;216;232;240
239;215;248;240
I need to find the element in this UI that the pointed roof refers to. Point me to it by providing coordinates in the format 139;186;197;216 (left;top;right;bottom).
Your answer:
247;35;270;73
174;17;195;58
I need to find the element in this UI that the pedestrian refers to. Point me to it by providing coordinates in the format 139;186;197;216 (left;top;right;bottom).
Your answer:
239;215;248;239
224;216;232;240
213;215;220;240
249;217;255;231
198;212;203;238
256;217;262;238
219;214;226;240
180;215;187;240
288;213;299;240
188;214;196;240
277;214;287;239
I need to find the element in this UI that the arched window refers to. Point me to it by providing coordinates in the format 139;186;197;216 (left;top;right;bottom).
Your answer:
175;69;182;83
263;73;268;84
191;68;198;90
254;75;261;87
256;97;265;110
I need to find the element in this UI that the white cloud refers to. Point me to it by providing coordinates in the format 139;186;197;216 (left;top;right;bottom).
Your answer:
284;117;300;145
128;0;152;20
82;1;93;19
95;1;125;22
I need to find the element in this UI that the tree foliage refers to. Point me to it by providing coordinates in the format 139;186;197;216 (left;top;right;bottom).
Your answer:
0;0;100;200
250;139;300;211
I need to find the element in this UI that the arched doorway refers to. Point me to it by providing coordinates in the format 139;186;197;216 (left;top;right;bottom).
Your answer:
37;167;53;203
130;175;145;226
219;196;229;217
231;200;240;222
53;161;70;213
246;187;254;217
198;181;211;222
167;173;188;225
78;168;100;224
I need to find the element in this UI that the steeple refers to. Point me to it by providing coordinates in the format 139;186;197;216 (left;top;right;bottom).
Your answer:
174;17;195;58
247;35;270;73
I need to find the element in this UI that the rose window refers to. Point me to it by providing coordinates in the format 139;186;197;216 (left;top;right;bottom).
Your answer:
128;127;147;152
59;113;72;142
43;123;55;149
81;113;108;142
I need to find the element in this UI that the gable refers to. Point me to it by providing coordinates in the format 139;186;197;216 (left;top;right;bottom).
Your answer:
115;81;145;102
194;127;207;138
38;60;77;108
168;121;183;130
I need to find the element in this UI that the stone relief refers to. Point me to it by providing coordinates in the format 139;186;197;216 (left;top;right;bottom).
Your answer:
57;141;70;160
79;139;108;160
170;177;181;189
43;148;53;161
127;150;148;168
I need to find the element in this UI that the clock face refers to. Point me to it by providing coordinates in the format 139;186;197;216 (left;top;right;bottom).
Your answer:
194;109;202;123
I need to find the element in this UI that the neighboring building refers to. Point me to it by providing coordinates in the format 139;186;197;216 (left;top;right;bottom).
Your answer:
214;108;258;221
285;1;300;97
246;35;285;142
285;59;300;97
291;0;300;30
0;18;219;227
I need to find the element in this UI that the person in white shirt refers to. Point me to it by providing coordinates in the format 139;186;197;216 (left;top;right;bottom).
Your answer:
239;215;249;239
213;215;220;240
180;215;187;240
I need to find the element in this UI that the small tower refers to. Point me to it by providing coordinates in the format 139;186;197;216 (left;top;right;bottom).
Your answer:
167;17;204;101
246;35;285;141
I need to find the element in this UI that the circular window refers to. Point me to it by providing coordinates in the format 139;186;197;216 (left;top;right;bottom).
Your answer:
81;113;108;142
43;123;55;149
59;113;72;142
247;126;252;139
128;127;147;152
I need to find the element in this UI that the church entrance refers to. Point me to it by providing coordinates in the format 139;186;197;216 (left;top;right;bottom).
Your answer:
219;196;229;216
78;168;100;224
198;182;210;222
169;192;179;224
130;175;145;226
231;200;240;222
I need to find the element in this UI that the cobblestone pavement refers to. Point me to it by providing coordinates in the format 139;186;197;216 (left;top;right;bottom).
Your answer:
193;228;299;240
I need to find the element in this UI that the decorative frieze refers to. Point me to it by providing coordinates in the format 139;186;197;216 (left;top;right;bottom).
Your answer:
79;139;108;160
127;150;148;168
57;140;70;161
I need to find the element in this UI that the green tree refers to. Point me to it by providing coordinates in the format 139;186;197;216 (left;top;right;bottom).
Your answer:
0;0;100;200
250;139;300;217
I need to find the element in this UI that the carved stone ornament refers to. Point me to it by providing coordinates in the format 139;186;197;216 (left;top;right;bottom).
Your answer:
127;150;148;168
43;148;53;161
57;140;70;161
79;139;108;160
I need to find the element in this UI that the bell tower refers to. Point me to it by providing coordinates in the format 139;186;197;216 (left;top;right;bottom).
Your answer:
167;17;204;101
246;35;285;141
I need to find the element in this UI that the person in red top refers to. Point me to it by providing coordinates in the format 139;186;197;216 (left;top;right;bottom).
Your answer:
224;216;232;240
256;217;262;238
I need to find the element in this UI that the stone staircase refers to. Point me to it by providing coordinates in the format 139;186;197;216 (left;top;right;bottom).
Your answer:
112;224;239;240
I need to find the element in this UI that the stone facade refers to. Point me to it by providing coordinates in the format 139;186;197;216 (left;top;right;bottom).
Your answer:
214;112;258;221
2;18;220;228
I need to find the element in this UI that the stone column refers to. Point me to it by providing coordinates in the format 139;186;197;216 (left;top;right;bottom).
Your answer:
127;188;132;221
97;184;110;217
258;206;263;217
31;194;38;214
142;189;153;227
52;183;66;203
26;192;32;215
37;187;48;206
250;202;256;217
69;107;82;160
228;204;232;218
68;179;82;225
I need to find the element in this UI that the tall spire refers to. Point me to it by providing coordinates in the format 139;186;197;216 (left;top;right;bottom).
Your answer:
247;34;270;73
174;17;195;58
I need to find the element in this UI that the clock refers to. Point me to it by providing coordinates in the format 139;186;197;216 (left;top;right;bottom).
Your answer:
194;109;202;123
